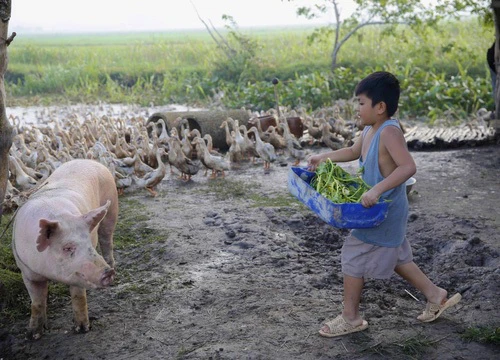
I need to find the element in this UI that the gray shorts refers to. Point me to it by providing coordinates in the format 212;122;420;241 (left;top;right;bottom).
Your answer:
341;235;413;279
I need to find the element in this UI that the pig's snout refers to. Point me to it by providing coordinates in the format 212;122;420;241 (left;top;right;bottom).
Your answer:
100;268;115;287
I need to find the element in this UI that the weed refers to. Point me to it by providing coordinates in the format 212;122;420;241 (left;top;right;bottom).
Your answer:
114;197;168;249
462;326;500;345
396;334;440;357
360;333;443;359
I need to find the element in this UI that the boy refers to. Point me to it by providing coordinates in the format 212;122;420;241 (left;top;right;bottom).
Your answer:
307;71;461;337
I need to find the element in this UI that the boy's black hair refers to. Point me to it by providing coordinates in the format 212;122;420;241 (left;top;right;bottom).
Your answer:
355;71;400;117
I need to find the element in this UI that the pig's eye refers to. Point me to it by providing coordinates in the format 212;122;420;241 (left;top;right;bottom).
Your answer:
62;244;76;257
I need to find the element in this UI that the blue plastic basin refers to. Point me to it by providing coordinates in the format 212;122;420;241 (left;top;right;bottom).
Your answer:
288;167;389;229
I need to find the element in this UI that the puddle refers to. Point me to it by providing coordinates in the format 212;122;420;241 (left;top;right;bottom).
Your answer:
6;103;205;126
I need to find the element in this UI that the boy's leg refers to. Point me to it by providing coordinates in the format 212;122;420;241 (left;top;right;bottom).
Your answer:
342;274;365;324
395;261;461;322
395;261;447;304
319;274;366;336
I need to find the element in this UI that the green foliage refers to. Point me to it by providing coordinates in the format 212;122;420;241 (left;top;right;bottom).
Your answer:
462;326;500;345
211;15;263;84
311;160;371;203
5;18;494;121
0;215;30;321
114;198;166;250
294;0;491;68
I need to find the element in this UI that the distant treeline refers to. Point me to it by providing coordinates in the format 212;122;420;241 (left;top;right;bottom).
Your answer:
5;20;494;123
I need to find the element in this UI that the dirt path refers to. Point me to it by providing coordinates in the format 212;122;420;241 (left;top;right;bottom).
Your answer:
2;145;500;360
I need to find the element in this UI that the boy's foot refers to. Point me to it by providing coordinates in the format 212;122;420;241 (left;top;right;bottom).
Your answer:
319;315;368;338
417;293;462;323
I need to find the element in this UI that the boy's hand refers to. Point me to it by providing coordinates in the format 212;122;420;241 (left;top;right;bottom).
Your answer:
360;188;380;208
307;154;323;171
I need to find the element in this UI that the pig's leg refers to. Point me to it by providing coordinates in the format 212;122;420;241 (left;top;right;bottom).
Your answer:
70;286;90;333
97;203;118;269
22;276;48;340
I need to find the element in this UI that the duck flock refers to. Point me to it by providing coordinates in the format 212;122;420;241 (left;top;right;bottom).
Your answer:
4;105;358;212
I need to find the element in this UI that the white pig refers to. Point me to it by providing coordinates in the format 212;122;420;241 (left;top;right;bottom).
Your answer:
12;159;119;339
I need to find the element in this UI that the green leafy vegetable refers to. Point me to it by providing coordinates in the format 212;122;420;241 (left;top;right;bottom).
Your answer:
311;159;371;204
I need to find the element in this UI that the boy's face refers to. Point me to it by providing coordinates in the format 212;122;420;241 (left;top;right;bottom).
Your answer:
356;94;384;126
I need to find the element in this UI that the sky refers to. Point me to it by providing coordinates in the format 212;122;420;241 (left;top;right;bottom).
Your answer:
9;0;358;33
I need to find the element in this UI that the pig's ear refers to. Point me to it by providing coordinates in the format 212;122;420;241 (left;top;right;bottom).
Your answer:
83;200;111;232
36;219;59;252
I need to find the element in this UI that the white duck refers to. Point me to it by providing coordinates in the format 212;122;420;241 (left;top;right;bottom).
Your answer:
247;127;277;170
239;125;258;163
131;147;168;196
8;155;38;190
167;135;200;181
192;137;230;178
279;123;307;166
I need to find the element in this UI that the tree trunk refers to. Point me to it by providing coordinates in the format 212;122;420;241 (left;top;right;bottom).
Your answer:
0;0;14;219
493;1;500;120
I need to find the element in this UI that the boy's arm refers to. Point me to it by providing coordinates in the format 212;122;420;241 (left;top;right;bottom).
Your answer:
307;136;362;171
361;126;416;207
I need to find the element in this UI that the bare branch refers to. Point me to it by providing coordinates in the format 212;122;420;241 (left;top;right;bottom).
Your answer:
208;20;237;56
190;0;235;59
5;31;15;46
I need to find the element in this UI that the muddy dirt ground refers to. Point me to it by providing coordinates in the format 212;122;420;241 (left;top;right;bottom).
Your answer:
1;142;500;360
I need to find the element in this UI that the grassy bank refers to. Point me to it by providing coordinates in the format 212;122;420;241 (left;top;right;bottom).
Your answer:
5;19;495;121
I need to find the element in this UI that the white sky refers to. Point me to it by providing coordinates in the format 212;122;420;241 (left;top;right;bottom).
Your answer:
9;0;359;33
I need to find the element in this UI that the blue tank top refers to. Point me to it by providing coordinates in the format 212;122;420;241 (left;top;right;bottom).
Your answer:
351;120;408;247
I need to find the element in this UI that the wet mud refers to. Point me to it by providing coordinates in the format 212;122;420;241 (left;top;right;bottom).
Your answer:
1;143;499;359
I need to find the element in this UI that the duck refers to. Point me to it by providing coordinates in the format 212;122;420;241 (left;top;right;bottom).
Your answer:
156;118;170;144
279;118;302;149
167;135;200;181
134;148;155;177
109;162;133;196
5;177;20;198
189;129;202;140
265;125;287;153
279;122;308;166
227;131;244;164
304;115;322;144
220;120;235;148
330;106;354;142
239;125;258;163
35;162;53;183
192;137;230;178
12;150;43;180
229;119;252;161
181;127;195;159
247;115;272;143
319;120;343;150
8;154;38;190
247;127;277;170
202;134;226;161
131;147;168;196
188;129;203;160
114;136;133;159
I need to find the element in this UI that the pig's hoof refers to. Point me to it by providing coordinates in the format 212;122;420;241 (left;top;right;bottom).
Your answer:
74;323;91;333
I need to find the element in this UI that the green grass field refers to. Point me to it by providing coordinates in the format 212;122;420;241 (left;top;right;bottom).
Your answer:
5;19;495;121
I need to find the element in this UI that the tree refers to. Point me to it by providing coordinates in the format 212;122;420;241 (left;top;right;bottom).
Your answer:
0;0;15;219
492;1;500;120
288;0;490;71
